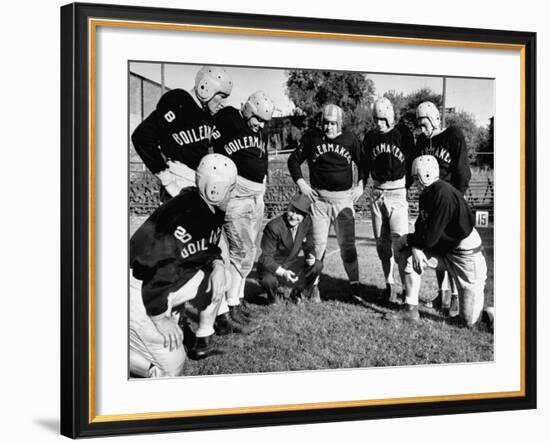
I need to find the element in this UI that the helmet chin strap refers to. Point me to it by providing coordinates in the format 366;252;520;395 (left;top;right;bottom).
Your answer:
427;119;443;138
423;124;434;138
192;87;219;116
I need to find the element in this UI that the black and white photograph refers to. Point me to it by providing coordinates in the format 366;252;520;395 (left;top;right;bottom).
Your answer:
128;62;496;378
54;1;538;438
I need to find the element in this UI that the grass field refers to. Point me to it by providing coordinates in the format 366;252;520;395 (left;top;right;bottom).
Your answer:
129;216;494;376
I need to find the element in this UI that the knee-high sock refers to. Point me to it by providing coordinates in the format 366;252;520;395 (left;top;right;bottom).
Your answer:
343;259;359;283
437;270;451;291
237;262;254;299
449;275;459;296
226;263;243;307
196;291;225;338
218;294;229;315
403;272;421;306
381;257;396;285
460;288;485;326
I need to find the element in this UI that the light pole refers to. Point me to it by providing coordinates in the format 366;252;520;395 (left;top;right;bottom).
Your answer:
441;76;447;127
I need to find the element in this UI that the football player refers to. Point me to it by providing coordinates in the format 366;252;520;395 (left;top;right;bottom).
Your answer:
287;104;364;300
414;101;472;315
391;155;490;329
129;154;240;378
131;66;233;201
361;97;414;303
213;91;275;321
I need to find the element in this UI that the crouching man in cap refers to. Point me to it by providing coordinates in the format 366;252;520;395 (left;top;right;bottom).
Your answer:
257;193;323;303
390;155;492;329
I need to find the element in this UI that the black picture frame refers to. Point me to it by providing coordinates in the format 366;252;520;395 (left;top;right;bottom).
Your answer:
60;2;537;438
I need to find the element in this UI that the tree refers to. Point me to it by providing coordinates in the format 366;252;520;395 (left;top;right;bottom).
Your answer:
285;70;375;136
382;90;408;124
445;110;480;162
400;88;443;132
475;117;494;168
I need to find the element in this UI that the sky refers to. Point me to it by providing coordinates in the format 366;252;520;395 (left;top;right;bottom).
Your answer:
368;73;494;126
130;62;494;126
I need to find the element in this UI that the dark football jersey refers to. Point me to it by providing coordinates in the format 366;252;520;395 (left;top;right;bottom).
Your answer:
414;126;471;193
212;107;268;183
288;128;362;191
362;124;414;185
130;188;225;316
407;180;475;253
131;89;221;174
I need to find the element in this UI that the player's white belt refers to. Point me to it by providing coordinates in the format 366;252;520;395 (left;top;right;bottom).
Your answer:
450;245;483;256
373;176;406;191
315;188;353;200
451;228;482;255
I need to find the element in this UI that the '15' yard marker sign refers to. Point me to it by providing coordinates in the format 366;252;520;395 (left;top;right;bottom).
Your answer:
475;210;489;228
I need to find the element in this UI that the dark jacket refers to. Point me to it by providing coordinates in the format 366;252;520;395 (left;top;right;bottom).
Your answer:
257;214;315;274
131;89;217;175
414;126;471;194
407;179;475;253
212;106;269;184
361;124;415;187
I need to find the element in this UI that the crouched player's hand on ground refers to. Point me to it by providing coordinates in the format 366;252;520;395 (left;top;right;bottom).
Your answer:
151;315;184;351
282;269;298;283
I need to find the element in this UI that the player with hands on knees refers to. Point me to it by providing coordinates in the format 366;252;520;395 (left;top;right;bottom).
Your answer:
288;104;364;302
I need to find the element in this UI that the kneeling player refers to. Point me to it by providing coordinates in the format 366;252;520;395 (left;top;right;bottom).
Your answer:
391;155;491;328
129;154;237;378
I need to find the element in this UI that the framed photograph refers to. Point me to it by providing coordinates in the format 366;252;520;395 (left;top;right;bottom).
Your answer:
60;2;536;438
